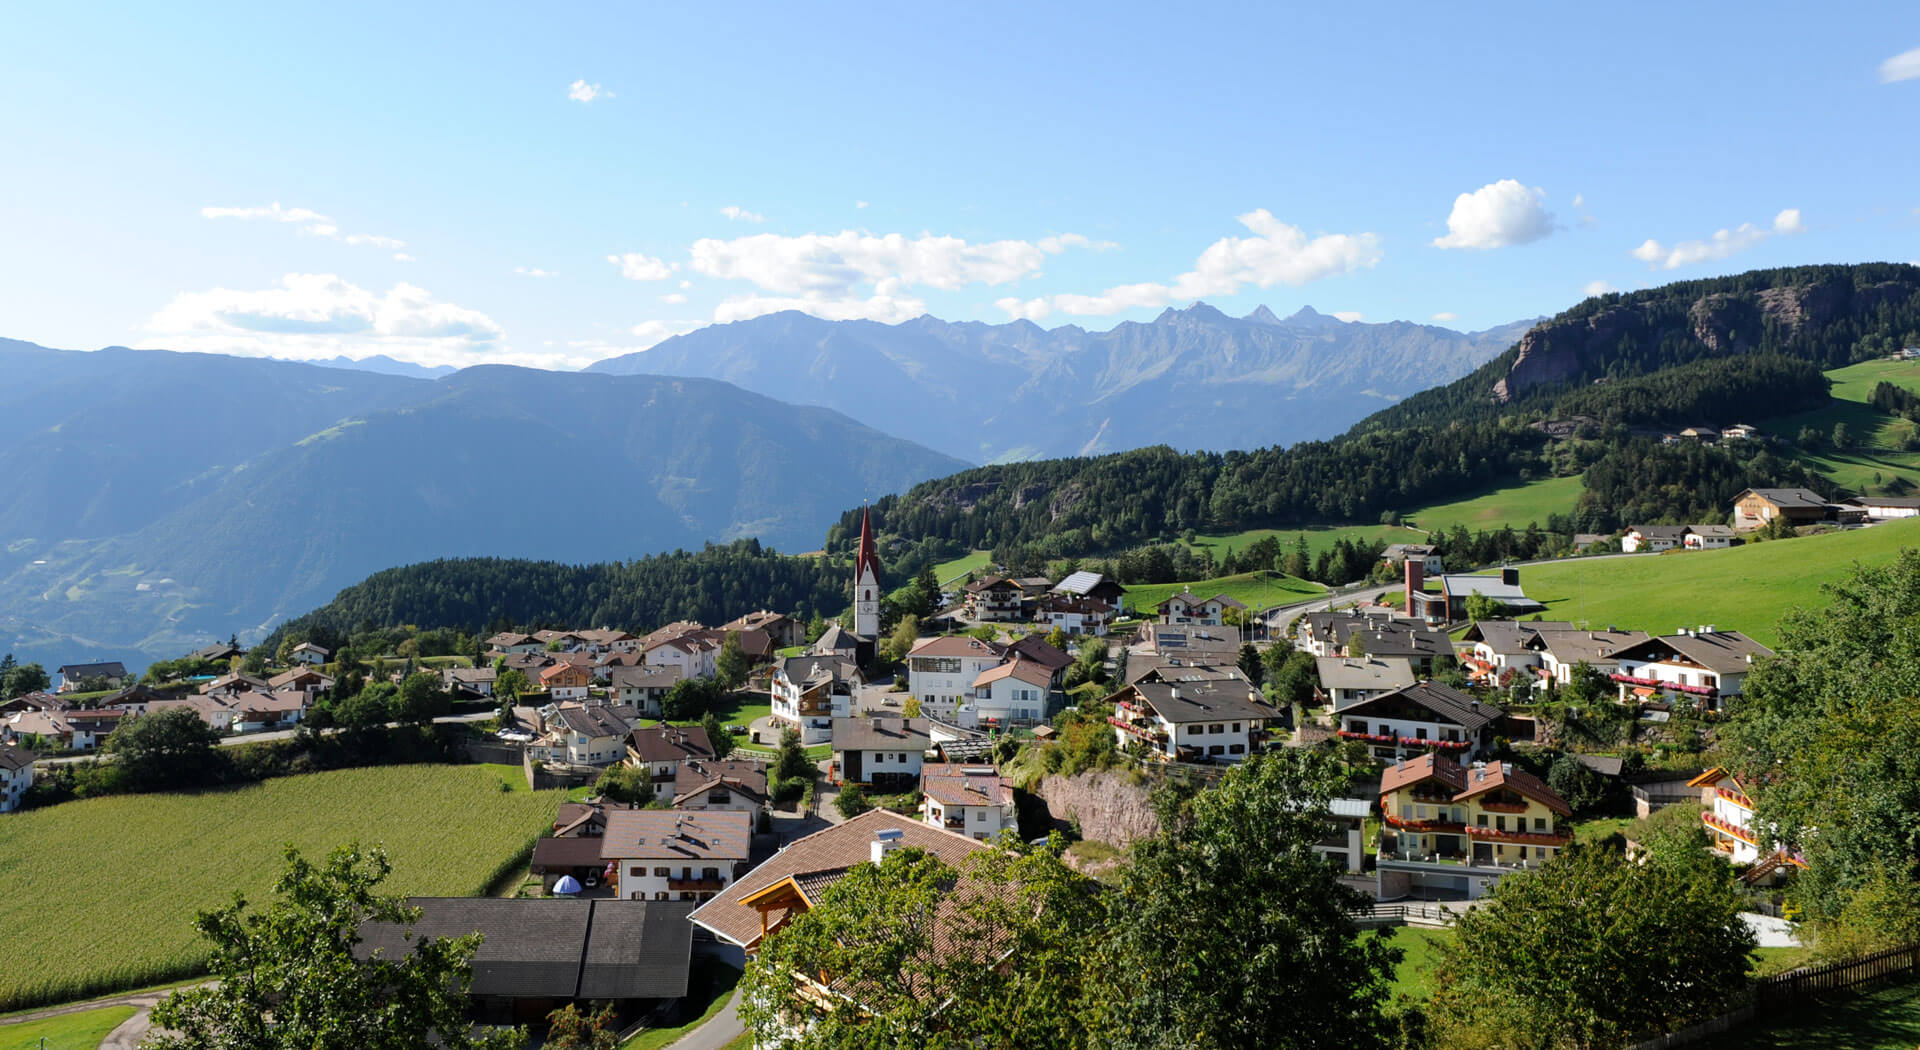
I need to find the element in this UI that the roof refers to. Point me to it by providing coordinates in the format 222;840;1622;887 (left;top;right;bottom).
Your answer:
1530;628;1651;666
1155;591;1247;610
688;809;989;948
1457;761;1573;817
290;642;330;656
1136;623;1243;654
1348;625;1452;660
1379;752;1470;795
357;898;692;1001
488;632;537;647
1461;619;1576;653
1125;680;1270;725
673;759;770;804
1609;629;1775;674
531;835;610;872
0;743;36;772
445;667;498;684
1052;570;1121;597
1314;656;1416;693
57;661;126;678
1574;754;1626;777
972;658;1053;689
1627;525;1691;540
190;642;243;661
600;809;752;863
1845;495;1920;509
1436;575;1540;609
553;704;632;740
1328;798;1372;820
1688;524;1737;538
1127;658;1253;689
832;717;931;753
1341;682;1502;733
964;575;1019;595
811;624;863;653
855;506;881;583
608;664;684;690
627;725;715;764
920;764;1010;808
1738;487;1831;510
907;635;1004;660
1004;634;1072;672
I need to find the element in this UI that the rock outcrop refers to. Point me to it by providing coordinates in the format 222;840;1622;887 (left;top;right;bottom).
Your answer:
1028;769;1160;847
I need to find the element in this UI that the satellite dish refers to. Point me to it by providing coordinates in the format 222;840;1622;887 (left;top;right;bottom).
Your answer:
553;875;583;895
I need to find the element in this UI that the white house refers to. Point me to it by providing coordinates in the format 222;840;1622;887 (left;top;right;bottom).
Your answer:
537;662;594;701
671;759;770;822
289;643;329;667
1527;628;1650;687
577;628;640;654
486;632;544;655
543;703;634;767
608;664;683;719
963;658;1051;726
1032;594;1114;636
1843;496;1920;521
1622;525;1688;553
770;656;858;745
1108;681;1271;763
1607;627;1774;713
962;577;1025;621
905;636;1006;721
1684;524;1736;549
919;763;1014;842
831;717;930;791
1459;620;1574;686
442;666;497;698
1335;682;1501;763
625;725;718;799
1314;656;1416;710
0;743;35;812
1155;592;1245;626
644;634;719;680
602;809;752;904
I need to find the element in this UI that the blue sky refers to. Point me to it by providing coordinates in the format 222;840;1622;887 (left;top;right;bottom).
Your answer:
3;2;1918;369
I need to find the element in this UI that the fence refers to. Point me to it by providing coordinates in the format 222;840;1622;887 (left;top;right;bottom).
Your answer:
1347;901;1465;929
1624;942;1920;1049
1631;782;1700;818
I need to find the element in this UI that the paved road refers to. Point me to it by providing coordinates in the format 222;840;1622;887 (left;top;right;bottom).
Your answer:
0;984;198;1047
663;988;746;1050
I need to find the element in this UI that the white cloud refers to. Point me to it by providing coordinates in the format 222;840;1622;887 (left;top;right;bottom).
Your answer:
660;292;687;304
1572;194;1585;209
569;79;612;103
690;229;1077;296
1432;179;1557;250
393;253;413;262
1332;311;1364;323
1037;233;1119;253
1631;208;1805;270
202;203;406;254
996;209;1381;321
514;267;556;278
855;200;869;209
720;206;765;223
607;252;674;281
146;273;512;368
1431;311;1458;322
678;279;691;289
1584;279;1617;297
1880;47;1920;83
713;288;927;325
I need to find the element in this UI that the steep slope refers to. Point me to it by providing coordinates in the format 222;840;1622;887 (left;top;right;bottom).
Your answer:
586;305;1533;461
0;357;964;666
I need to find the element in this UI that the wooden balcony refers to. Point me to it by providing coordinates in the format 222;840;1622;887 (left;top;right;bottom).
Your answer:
668;876;726;892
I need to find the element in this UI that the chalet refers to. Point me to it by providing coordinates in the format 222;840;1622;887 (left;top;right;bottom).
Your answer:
1336;682;1501;763
1376;754;1571;900
201;671;271;697
770;655;859;745
487;632;544;655
98;682;172;715
538;662;594;701
608;664;682;718
1315;657;1417;710
0;692;64;716
1032;593;1115;636
356;898;694;1025
1381;543;1445;576
643;632;719;681
624;725;717;798
1155;591;1245;626
963;657;1052;727
1459;620;1575;686
1;743;35;812
576;628;639;654
1132;622;1242;660
443;666;498;698
721;610;805;650
831;716;931;790
541;703;634;767
1731;487;1855;531
1843;495;1920;521
963;576;1026;622
671;758;770;820
1722;423;1760;440
60;708;125;749
1012;576;1055;599
1004;633;1073;681
1127;656;1255;691
1108;680;1271;764
268;666;334;698
689;811;988;951
1686;767;1805;880
147;694;239;733
534;630;588;651
918;763;1014;841
1684;524;1736;549
1607;627;1774;713
190;641;244;663
1679;425;1720;442
1526;628;1650;687
602;809;752;904
55;661;127;692
808;623;861;662
288;642;329;667
1622;525;1689;553
1051;570;1127;614
230;690;307;732
1343;622;1453;675
905;636;1006;721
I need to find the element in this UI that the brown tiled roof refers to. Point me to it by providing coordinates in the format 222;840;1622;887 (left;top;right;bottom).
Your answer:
1005;634;1072;672
1379;752;1468;795
626;725;715;764
907;635;1005;660
600;810;752;863
688;809;989;947
1456;761;1573;817
0;743;36;771
971;658;1053;689
532;835;610;872
832;717;931;753
673;759;769;803
920;765;1010;808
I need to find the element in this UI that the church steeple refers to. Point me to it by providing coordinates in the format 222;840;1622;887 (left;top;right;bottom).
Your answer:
853;506;882;638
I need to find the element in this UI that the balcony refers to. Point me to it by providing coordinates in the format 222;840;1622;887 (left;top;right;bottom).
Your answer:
1464;826;1569;847
943;817;966;831
1397;735;1471;751
667;876;726;892
1611;672;1717;697
1478;799;1528;814
1716;786;1753;810
1108;715;1167;743
1378;834;1467;867
1702;810;1757;847
1383;814;1465;833
1337;729;1397;746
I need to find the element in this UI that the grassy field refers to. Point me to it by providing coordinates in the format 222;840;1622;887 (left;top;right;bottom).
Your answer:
1762;358;1920;495
0;765;565;1011
0;1005;137;1049
1511;516;1920;647
1122;570;1324;615
932;550;994;584
1383;926;1453;1000
1697;977;1920;1049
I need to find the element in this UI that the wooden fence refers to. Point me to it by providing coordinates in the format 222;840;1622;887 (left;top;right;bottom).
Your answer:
1625;942;1920;1049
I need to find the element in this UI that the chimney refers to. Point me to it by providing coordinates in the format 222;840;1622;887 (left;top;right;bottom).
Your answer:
1501;567;1519;587
871;828;904;865
1404;559;1424;613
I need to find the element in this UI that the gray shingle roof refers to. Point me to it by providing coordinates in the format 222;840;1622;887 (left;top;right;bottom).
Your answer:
1128;680;1271;725
832;717;931;753
1342;682;1502;733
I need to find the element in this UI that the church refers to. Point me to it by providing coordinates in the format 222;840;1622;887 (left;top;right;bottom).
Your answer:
851;506;883;664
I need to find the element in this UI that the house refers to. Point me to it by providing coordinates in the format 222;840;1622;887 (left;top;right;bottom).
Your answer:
576;628;640;654
1315;657;1417;710
1684;524;1736;549
831;717;931;790
98;682;172;715
553;800;609;838
487;632;544;655
1607;627;1774;713
1318;798;1372;873
1679;425;1720;442
1155;592;1246;626
1300;610;1414;657
539;662;594;701
529;835;612;895
356;898;693;1025
534;630;589;652
624;725;717;798
1381;543;1445;576
608;664;682;718
1376;754;1572;900
918;763;1014;841
1731;487;1848;531
1127;657;1256;690
808;623;861;662
1571;533;1609;552
0;692;65;716
1051;570;1127;614
602;809;753;904
60;708;125;749
1132;622;1244;660
1;743;35;812
1108;680;1272;764
905;636;1007;722
443;666;498;698
1405;565;1545;627
963;577;1026;622
1032;594;1115;636
1722;423;1760;440
643;633;719;681
722;610;805;650
1687;768;1806;878
545;703;634;767
962;658;1052;728
231;690;308;733
1622;525;1689;553
672;759;770;820
769;656;859;745
55;661;127;692
1459;620;1575;686
1335;682;1502;763
1843;495;1920;521
690;810;989;951
288;642;330;667
1343;622;1454;675
1527;628;1651;687
190;641;244;663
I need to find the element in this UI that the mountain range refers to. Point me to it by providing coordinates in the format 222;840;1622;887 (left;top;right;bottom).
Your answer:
0;342;964;669
586;305;1535;462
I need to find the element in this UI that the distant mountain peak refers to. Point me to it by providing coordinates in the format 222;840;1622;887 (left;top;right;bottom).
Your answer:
1154;301;1231;325
1246;305;1282;325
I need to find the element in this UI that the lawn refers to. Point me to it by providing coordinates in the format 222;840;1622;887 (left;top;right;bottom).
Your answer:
1512;516;1920;647
0;1005;137;1049
1382;926;1453;1000
933;550;994;584
1696;978;1920;1049
0;765;565;1012
1760;358;1920;495
619;959;741;1050
1122;570;1324;615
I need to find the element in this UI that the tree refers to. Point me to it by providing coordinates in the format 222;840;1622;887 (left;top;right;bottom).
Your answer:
541;1003;619;1050
1463;591;1509;623
774;727;813;783
1046;626;1071;652
495;668;531;704
1237;642;1264;687
1831;421;1854;450
1545;754;1608;817
663;676;722;721
882;616;920;665
901;696;922;718
1429;844;1754;1049
1073;635;1107;687
2;660;50;699
834;783;872;820
143;844;522;1050
593;762;653;805
396;671;449;725
701;710;736;761
716;631;752;689
1264;648;1318;708
1088;749;1400;1049
106;708;226;792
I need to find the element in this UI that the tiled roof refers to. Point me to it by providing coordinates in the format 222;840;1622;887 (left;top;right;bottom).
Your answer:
626;725;715;764
972;658;1053;689
553;704;632;739
600;809;752;863
907;636;1004;659
832;717;931;753
1126;680;1270;724
1457;761;1573;817
1379;752;1469;795
1609;629;1775;674
1004;634;1072;671
0;743;36;772
673;759;770;804
1341;682;1501;732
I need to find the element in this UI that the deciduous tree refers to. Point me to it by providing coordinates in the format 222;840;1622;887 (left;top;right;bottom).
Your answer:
106;708;226;792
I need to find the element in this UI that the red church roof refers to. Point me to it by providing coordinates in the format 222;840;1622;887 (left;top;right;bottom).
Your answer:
855;506;880;582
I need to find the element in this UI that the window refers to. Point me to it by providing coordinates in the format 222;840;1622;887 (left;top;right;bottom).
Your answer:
1228;744;1244;754
1209;745;1224;756
973;809;985;821
631;866;646;877
703;867;720;880
1350;720;1367;734
1416;728;1428;740
681;892;696;901
1209;724;1223;734
1534;817;1547;831
654;891;667;901
1232;722;1241;732
653;866;669;877
1187;725;1202;736
1476;814;1488;827
1495;816;1507;831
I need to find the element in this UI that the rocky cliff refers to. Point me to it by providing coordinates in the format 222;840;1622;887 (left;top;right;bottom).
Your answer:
1028;769;1161;847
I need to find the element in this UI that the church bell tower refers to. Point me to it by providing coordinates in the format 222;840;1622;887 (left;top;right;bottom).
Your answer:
853;506;882;638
